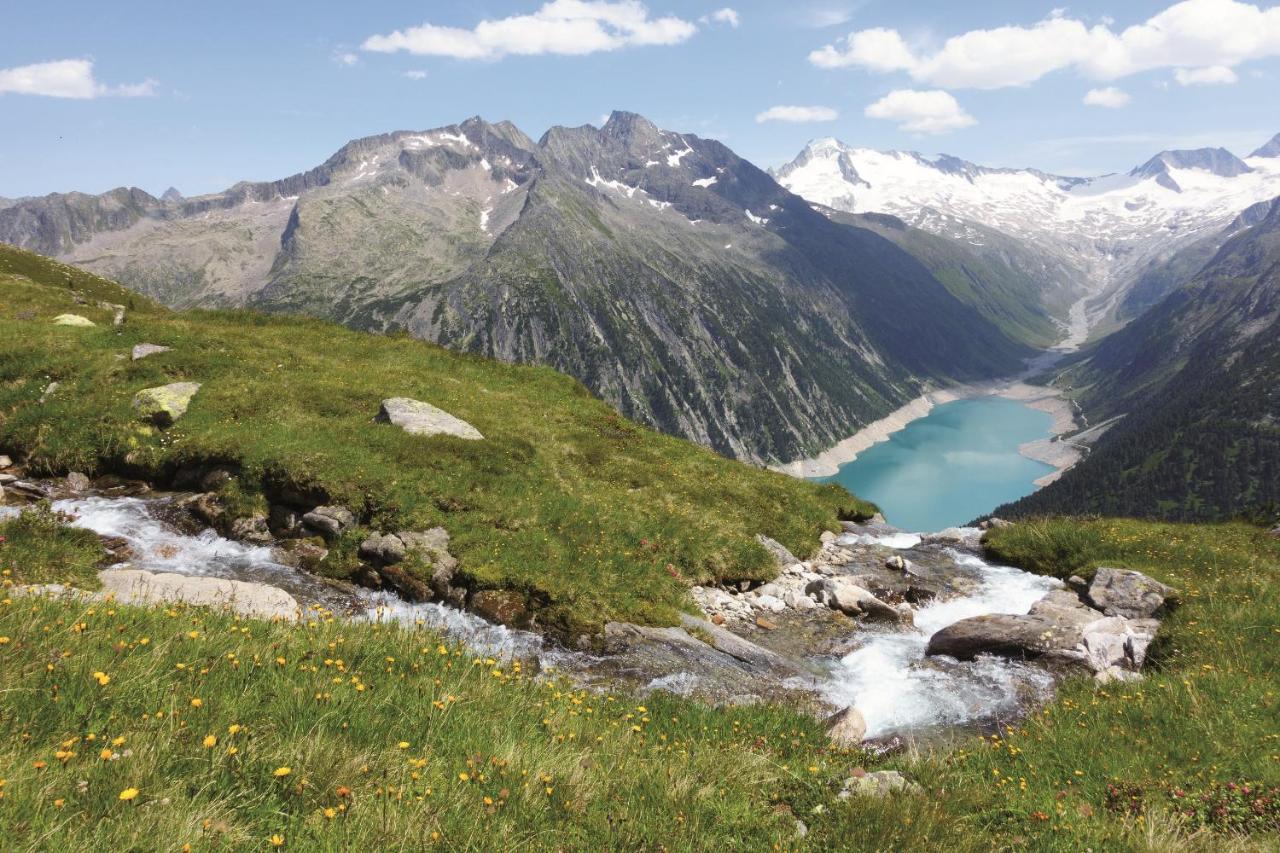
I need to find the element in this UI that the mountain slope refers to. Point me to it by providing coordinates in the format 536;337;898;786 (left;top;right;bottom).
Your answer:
0;112;1032;462
774;137;1280;330
995;198;1280;521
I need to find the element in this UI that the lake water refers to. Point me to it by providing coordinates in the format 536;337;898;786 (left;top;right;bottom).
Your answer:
816;396;1056;532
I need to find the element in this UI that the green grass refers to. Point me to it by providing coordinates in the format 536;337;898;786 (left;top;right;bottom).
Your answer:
0;245;873;638
0;503;105;589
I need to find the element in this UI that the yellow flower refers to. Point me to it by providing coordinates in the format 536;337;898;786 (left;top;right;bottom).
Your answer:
398;741;410;750
202;735;217;749
227;724;242;735
323;807;337;819
119;787;140;801
190;698;203;708
111;736;126;747
458;772;470;782
100;748;114;761
93;671;110;686
0;636;10;644
53;798;65;808
269;834;285;847
187;631;200;639
273;766;292;778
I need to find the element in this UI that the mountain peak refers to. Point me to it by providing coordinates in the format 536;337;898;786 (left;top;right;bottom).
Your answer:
1249;133;1280;159
160;187;184;203
1131;147;1253;179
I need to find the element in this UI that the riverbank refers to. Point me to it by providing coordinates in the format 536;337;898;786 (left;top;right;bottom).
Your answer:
772;376;1082;481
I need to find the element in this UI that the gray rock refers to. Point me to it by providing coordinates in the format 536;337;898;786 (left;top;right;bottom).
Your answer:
678;613;804;676
132;382;201;427
39;382;60;403
186;492;224;525
885;555;908;571
199;466;236;492
53;313;95;327
0;474;15;486
808;578;905;622
230;514;272;545
757;534;800;568
302;505;355;538
66;472;91;493
131;343;171;360
0;455;12;469
376;397;482;440
359;533;407;565
1269;526;1280;539
926;613;1085;661
825;705;867;746
267;504;303;537
1085;567;1177;619
838;770;922;799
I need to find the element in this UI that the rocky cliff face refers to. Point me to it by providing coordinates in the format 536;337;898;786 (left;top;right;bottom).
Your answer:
0;112;1031;462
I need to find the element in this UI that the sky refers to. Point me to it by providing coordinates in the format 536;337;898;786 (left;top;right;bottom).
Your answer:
3;0;1280;198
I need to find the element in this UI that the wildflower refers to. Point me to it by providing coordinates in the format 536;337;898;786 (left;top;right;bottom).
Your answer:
32;761;46;770
273;766;292;778
323;807;337;820
187;631;200;639
111;736;126;747
398;741;410;750
269;834;285;847
53;798;65;808
119;787;140;801
92;671;110;686
190;698;203;708
336;786;352;798
0;636;10;644
227;724;242;735
100;748;114;761
203;735;217;749
458;772;470;782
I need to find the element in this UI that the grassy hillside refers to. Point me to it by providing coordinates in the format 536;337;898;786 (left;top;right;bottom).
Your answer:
1;515;1276;849
0;244;872;637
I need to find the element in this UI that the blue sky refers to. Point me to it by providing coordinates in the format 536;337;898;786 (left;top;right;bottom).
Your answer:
3;0;1279;197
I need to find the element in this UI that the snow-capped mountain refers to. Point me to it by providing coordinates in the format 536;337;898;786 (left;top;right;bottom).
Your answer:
774;135;1280;327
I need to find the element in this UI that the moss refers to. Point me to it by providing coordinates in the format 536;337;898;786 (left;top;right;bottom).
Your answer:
0;502;105;588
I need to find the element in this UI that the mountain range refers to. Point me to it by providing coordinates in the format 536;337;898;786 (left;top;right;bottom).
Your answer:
0;112;1034;463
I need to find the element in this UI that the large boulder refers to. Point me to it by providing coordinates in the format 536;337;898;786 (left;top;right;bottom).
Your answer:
1085;567;1177;619
98;568;297;621
825;706;867;746
471;589;528;627
66;472;92;493
926;613;1085;661
230;514;272;545
376;397;483;440
53;313;95;327
132;382;201;427
807;578;905;622
358;533;407;565
838;771;922;799
756;534;801;569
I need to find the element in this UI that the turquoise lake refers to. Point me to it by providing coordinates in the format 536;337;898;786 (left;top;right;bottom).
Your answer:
816;396;1056;532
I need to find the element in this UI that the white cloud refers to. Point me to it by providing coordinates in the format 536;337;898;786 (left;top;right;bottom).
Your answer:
810;0;1280;89
1174;64;1239;84
332;50;360;67
864;89;976;134
803;6;858;29
0;59;156;99
702;8;740;27
755;104;838;123
403;69;428;80
362;1;697;61
1083;86;1130;108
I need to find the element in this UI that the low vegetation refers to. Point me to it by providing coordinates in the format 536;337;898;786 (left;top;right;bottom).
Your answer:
1;514;1276;849
0;503;104;589
0;245;872;636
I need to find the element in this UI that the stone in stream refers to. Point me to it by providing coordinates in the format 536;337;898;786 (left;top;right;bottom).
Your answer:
132;382;201;427
824;705;867;746
53;313;96;327
806;578;905;622
66;472;92;493
1085;567;1178;619
0;455;12;469
229;514;272;545
131;343;171;360
471;589;528;627
98;568;298;620
376;397;483;440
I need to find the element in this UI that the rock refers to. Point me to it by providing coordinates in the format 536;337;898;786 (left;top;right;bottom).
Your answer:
199;466;236;492
1067;574;1088;592
755;615;778;630
711;613;725;625
131;343;171;360
272;538;328;571
987;517;1013;529
678;614;804;676
98;568;297;620
396;527;461;601
359;533;407;565
66;472;91;493
186;493;224;525
754;594;787;613
53;313;95;327
376;563;432;601
808;578;905;622
824;705;867;746
1085;567;1177;619
471;589;528;627
838;770;922;799
757;534;801;568
926;613;1085;661
1269;526;1280;539
99;302;126;326
885;555;908;571
302;505;355;538
268;504;303;537
132;382;201;427
869;512;887;524
0;455;11;469
229;514;272;545
376;397;482;440
39;382;60;403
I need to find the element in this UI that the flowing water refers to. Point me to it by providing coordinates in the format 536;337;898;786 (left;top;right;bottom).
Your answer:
818;396;1056;532
21;495;1062;739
